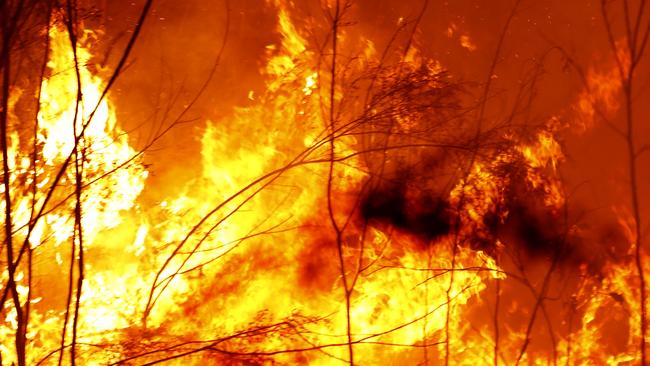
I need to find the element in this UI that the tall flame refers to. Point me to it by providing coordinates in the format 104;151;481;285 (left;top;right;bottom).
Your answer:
1;3;647;365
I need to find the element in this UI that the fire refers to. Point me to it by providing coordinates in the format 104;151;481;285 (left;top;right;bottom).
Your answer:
1;25;147;364
1;1;648;365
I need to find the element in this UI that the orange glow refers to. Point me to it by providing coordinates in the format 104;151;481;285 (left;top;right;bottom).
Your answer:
1;2;648;365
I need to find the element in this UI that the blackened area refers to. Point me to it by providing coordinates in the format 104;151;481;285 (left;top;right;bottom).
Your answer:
499;201;566;258
360;181;453;242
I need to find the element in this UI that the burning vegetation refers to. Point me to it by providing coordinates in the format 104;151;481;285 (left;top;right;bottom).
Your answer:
1;0;650;365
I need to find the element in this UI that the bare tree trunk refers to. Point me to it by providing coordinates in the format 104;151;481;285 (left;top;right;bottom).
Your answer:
1;2;26;365
325;1;354;364
600;1;650;361
64;1;85;363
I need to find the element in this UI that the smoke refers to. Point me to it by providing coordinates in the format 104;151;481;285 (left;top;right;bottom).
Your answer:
357;148;629;275
360;179;453;243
